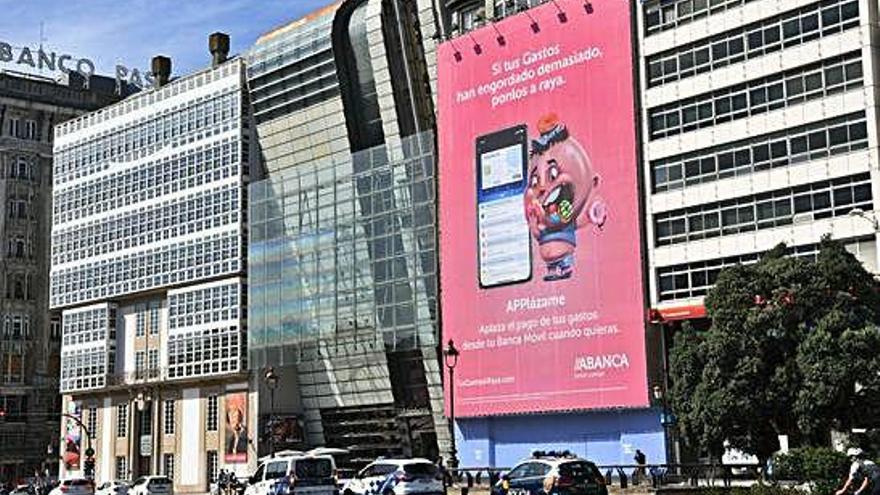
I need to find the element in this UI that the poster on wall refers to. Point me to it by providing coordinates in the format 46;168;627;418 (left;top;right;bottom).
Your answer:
63;401;82;470
438;0;649;417
225;393;249;463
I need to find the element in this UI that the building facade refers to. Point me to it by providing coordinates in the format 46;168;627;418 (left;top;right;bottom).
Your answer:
51;51;257;489
639;0;880;459
246;0;449;469
0;70;124;482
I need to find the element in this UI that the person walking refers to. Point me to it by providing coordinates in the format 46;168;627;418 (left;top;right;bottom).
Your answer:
837;448;880;495
634;449;647;485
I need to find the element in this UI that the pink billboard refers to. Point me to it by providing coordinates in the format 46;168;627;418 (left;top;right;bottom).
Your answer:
438;0;648;417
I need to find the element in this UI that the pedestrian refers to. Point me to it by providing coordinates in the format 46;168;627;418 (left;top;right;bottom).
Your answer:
634;449;647;484
541;476;557;495
836;448;880;495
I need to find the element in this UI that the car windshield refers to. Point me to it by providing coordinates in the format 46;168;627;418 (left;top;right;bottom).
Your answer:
66;481;91;486
294;458;333;478
403;464;438;477
559;461;601;482
147;479;171;486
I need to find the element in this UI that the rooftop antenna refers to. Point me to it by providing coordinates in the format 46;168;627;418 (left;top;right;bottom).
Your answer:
38;21;47;75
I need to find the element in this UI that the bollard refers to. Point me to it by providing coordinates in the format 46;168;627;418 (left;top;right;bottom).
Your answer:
617;468;628;490
604;469;612;486
476;472;483;486
466;472;474;488
489;472;499;487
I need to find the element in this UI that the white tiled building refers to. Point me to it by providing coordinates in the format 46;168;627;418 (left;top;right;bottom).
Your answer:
638;0;880;314
51;55;256;490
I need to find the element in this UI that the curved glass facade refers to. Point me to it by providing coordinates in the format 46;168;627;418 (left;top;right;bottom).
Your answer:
248;131;438;368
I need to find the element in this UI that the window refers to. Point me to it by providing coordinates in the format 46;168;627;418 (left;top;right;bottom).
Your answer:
136;308;146;337
87;407;97;439
115;457;127;480
135;351;145;376
649;52;863;139
646;0;860;86
25;120;37;140
164;400;175;435
207;451;219;484
644;0;756;35
149;303;160;335
206;395;218;431
117;404;128;437
163;453;175;479
148;350;159;378
7;118;19;138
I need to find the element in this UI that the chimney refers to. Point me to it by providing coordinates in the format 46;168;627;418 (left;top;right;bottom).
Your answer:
209;32;230;67
151;56;172;88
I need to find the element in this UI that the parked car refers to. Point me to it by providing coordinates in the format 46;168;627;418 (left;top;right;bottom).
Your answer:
492;451;607;495
244;451;337;495
48;479;95;495
96;481;129;495
127;477;172;495
342;459;443;495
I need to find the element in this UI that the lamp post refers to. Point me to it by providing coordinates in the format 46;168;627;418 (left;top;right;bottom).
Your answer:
443;340;460;469
653;385;673;465
264;367;279;456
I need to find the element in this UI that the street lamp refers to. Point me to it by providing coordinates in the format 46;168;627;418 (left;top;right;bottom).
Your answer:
849;208;880;231
443;340;460;469
264;367;280;456
653;385;673;465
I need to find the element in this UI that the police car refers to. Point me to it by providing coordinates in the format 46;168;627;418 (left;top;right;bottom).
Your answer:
492;452;606;495
342;459;443;495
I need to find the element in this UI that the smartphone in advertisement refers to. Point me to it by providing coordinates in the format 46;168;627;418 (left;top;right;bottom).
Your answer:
476;125;532;288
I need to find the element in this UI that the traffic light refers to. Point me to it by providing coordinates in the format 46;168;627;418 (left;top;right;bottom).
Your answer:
84;457;96;479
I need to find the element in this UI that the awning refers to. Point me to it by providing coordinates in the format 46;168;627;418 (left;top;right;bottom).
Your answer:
653;304;707;321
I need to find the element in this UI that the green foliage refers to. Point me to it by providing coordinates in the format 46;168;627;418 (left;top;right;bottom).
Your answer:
771;447;849;483
669;237;880;461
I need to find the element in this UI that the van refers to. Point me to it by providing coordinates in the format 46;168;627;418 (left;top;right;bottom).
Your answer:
245;453;338;495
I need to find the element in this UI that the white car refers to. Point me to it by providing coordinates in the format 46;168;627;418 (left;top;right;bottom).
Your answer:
127;477;172;495
244;452;337;495
342;459;443;495
96;481;129;495
48;479;95;495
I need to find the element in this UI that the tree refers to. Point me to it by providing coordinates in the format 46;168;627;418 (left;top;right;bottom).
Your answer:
669;237;880;464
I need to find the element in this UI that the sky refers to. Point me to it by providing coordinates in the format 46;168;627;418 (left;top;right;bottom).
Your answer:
0;0;333;78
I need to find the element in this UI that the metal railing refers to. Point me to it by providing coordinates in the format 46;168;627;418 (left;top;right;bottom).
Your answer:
445;463;768;492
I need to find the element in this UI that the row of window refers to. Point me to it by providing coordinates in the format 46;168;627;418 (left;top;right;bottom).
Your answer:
5;273;32;301
54;90;240;185
1;314;30;340
647;0;858;87
6;236;33;261
0;395;27;422
114;451;219;482
62;306;115;348
0;352;24;385
651;112;868;192
57;61;241;139
655;173;872;246
7;198;31;221
60;348;108;393
649;52;863;139
657;241;832;300
134;349;160;379
5;118;39;141
166;325;241;379
168;282;241;329
50;231;241;308
53;139;240;225
52;184;241;265
644;0;758;35
5;157;37;181
135;302;161;337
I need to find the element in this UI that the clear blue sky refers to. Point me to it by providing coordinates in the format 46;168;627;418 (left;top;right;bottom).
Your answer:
0;0;334;77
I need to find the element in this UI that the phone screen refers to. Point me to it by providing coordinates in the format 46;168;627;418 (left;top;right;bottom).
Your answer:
476;125;532;288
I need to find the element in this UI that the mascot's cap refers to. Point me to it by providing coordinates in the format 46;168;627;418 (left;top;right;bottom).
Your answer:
531;113;569;156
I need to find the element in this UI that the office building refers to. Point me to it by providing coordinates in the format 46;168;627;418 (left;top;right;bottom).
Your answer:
0;69;125;481
246;1;448;468
51;36;257;490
